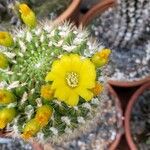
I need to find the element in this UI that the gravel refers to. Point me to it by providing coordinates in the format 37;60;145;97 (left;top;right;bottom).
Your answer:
131;89;150;150
0;137;33;150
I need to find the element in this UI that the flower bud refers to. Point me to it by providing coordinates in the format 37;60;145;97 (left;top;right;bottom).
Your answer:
92;82;103;96
0;32;14;47
0;89;16;105
40;84;54;100
0;108;16;129
22;119;40;139
92;49;111;67
0;53;9;69
35;105;53;127
19;4;37;28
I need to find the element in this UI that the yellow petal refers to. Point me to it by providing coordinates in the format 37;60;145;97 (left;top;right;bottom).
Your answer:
79;59;96;88
54;87;70;101
60;55;71;71
66;92;79;106
78;89;93;101
45;72;54;81
70;54;82;72
51;78;66;89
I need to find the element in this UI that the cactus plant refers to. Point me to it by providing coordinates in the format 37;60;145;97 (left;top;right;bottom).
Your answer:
0;4;111;144
88;0;150;82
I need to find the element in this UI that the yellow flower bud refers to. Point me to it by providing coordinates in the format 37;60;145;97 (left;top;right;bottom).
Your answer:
92;49;111;67
22;119;40;139
40;84;54;100
19;4;37;28
0;89;16;105
35;105;53;127
0;32;14;47
0;108;16;129
0;53;9;69
92;82;103;96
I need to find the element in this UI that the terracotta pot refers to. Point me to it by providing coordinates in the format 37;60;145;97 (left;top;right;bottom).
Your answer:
125;82;150;150
108;76;150;88
53;0;81;25
79;0;116;27
107;85;123;150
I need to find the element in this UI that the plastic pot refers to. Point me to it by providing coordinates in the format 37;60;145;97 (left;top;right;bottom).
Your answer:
125;82;150;150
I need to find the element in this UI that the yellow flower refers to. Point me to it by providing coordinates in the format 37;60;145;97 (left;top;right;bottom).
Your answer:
45;54;96;106
0;53;9;69
35;105;53;127
0;89;16;105
0;32;14;47
0;108;16;129
92;82;103;96
22;119;40;139
19;4;37;28
92;49;111;67
40;84;54;100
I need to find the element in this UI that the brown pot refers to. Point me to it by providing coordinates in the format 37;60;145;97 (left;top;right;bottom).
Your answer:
79;0;116;27
108;77;150;88
124;82;150;150
53;0;81;25
107;85;123;150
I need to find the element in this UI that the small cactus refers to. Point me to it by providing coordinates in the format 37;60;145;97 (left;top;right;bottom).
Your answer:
0;4;111;143
89;0;150;81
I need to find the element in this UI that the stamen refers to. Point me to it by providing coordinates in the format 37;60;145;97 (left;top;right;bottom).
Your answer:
66;72;79;88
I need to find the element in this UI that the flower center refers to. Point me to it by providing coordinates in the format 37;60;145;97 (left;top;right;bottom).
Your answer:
66;72;79;88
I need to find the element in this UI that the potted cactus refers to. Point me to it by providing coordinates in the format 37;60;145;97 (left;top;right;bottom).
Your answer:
0;0;81;30
80;0;150;87
125;82;150;149
0;3;123;149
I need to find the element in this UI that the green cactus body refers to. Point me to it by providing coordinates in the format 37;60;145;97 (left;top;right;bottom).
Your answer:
0;21;108;143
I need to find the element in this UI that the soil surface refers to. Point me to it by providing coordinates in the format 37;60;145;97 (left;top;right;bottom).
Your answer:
131;89;150;150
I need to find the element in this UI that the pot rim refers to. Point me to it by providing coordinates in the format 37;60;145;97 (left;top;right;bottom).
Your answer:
79;0;116;27
53;0;81;24
108;76;150;88
107;85;123;150
124;82;150;150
